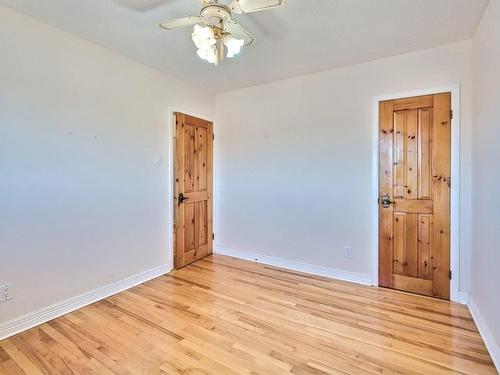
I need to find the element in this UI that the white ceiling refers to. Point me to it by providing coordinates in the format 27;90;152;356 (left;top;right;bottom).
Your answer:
1;0;488;93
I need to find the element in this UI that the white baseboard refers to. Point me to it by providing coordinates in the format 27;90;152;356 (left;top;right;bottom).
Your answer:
467;295;500;371
215;247;372;286
0;264;172;341
458;291;469;305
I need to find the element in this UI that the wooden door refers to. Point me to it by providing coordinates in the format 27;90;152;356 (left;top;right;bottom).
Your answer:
174;113;213;269
379;93;451;299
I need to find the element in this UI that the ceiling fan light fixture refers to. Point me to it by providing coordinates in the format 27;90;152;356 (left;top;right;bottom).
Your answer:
193;25;245;65
159;0;285;66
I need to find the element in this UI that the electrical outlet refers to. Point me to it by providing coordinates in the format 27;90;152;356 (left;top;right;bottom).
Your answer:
344;246;353;259
0;283;13;302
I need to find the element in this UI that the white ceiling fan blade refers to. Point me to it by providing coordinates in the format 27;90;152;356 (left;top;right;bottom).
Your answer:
159;16;202;30
229;0;284;14
224;20;255;46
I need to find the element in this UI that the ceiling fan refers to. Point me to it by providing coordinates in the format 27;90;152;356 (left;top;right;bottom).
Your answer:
159;0;284;65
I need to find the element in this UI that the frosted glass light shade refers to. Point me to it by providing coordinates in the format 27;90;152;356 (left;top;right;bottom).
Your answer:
197;45;217;64
223;35;244;58
192;24;216;49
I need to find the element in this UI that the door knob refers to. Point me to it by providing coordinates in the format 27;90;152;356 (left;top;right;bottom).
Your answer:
177;193;188;206
381;194;395;208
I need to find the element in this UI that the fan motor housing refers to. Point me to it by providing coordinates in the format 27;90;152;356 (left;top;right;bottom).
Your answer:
201;4;231;27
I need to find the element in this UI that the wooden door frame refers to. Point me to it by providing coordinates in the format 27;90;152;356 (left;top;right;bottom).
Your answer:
371;84;462;303
167;107;215;270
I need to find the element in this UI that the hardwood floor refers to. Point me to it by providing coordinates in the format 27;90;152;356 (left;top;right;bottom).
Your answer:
0;255;496;374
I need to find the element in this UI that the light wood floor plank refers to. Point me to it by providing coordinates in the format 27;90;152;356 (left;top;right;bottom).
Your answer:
0;255;496;374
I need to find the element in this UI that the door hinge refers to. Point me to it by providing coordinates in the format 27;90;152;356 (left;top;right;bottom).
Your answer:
449;270;452;280
450;110;453;120
212;134;215;141
212;233;215;240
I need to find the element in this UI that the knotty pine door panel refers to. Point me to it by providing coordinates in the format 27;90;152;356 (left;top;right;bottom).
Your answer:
379;93;451;299
174;113;213;269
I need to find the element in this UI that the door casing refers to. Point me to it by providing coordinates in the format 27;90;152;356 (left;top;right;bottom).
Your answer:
168;108;215;271
371;85;461;303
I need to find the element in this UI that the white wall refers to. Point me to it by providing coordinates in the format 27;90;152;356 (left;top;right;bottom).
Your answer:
215;41;472;291
471;0;500;353
0;6;214;324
